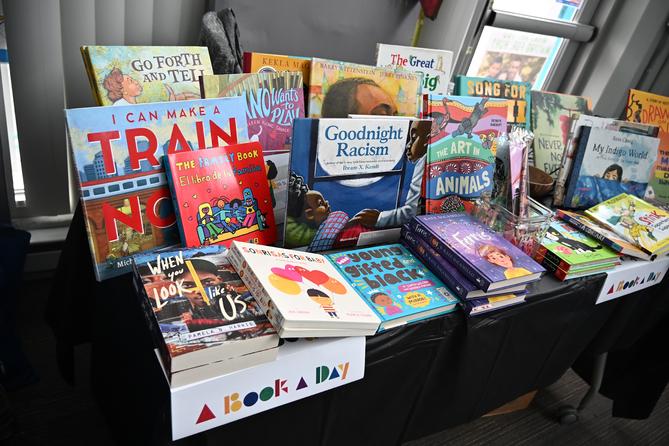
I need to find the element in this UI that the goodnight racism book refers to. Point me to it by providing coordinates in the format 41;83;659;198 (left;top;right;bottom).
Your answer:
563;127;659;209
409;213;544;291
285;117;432;252
423;95;508;213
165;142;276;248
132;246;279;386
326;244;458;332
66;97;248;281
227;241;380;337
308;57;422;118
455;76;531;129
82;46;212;106
200;72;305;223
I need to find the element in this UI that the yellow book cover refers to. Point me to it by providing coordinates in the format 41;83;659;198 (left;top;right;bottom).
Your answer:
243;52;311;89
626;89;669;202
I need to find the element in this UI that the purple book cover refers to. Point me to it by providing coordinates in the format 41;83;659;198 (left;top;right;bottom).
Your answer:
412;213;544;290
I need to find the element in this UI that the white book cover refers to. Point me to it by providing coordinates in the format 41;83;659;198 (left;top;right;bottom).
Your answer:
596;255;669;304
376;43;453;96
227;241;380;333
167;336;366;439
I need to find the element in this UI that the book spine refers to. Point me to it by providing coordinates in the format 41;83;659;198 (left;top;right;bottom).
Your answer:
226;244;286;329
401;227;468;300
541;256;568;281
563;126;591;209
408;218;493;291
554;119;583;206
534;245;571;272
80;47;104;106
162;158;189;247
243;52;252;73
556;211;624;253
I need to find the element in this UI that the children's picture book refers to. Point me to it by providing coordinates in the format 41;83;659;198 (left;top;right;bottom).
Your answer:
563;127;659;209
226;241;381;337
243;51;311;90
401;225;527;300
285;117;432;251
66;97;248;280
553;115;659;206
455;76;531;129
556;209;653;260
536;220;620;273
199;72;305;223
308;57;422;118
531;91;591;177
423;95;508;213
586;193;669;257
132;246;279;386
165;142;277;248
626;89;669;202
326;244;458;332
409;213;544;291
81;46;212;106
375;43;453;96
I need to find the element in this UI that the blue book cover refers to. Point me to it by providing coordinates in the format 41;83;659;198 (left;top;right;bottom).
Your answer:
66;97;249;281
285;117;432;251
326;244;459;331
409;213;544;291
455;76;531;129
564;127;659;209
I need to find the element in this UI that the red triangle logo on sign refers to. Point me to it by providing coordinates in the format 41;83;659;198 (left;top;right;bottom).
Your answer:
607;285;614;294
196;404;216;424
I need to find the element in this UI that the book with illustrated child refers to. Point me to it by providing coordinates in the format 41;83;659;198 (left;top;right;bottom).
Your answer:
422;95;508;213
455;76;530;129
66;97;248;281
132;246;279;387
243;51;311;90
226;241;381;337
285;117;432;252
563;127;659;209
408;213;544;291
164;142;276;248
586;193;669;257
308;58;422;118
326;244;458;332
199;72;305;223
81;46;212;106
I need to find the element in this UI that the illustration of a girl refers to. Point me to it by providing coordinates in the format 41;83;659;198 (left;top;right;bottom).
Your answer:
370;292;402;316
102;68;143;105
478;244;530;279
197;203;223;244
603;164;623;182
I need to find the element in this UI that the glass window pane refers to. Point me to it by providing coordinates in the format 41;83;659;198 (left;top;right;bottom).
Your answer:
493;0;580;22
466;26;563;89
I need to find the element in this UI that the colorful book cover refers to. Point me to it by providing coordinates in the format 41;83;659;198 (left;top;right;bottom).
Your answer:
226;241;381;336
531;91;591;178
586;193;669;256
409;213;544;291
308;57;422;118
66;97;248;281
556;209;652;260
243;51;311;89
285;117;432;251
564;127;659;209
132;246;279;374
455;76;531;128
423;95;508;213
199;72;305;224
165;142;276;248
626;89;669;202
326;244;458;331
554;115;659;206
82;46;212;106
537;220;619;270
376;43;453;96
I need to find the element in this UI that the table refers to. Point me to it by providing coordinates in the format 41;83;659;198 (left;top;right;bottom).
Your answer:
46;206;669;445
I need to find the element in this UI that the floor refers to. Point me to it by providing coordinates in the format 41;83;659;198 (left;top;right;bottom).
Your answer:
3;276;669;446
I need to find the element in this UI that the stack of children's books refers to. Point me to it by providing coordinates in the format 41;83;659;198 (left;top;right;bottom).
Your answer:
401;213;545;316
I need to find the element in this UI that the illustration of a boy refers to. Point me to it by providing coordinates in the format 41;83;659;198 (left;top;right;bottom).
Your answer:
370;292;402;316
477;244;530;279
306;289;338;318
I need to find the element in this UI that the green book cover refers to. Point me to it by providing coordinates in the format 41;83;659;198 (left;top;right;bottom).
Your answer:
455;76;531;129
540;220;619;268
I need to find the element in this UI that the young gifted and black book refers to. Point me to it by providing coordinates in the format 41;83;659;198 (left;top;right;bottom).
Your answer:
326;244;459;332
132;246;279;387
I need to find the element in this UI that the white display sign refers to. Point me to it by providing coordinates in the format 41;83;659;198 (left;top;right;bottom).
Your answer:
596;256;669;304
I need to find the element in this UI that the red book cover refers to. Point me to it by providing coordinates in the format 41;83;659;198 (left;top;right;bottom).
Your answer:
166;142;277;247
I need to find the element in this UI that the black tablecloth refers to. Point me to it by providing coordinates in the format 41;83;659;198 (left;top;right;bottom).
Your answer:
46;205;669;445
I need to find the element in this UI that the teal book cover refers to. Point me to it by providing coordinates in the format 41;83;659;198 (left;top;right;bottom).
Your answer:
327;244;459;331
